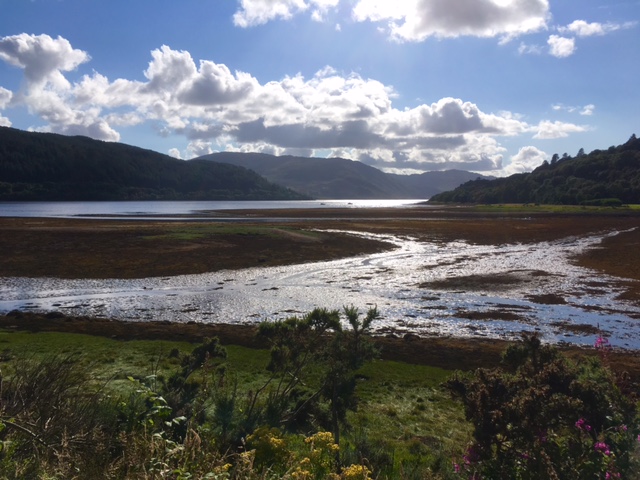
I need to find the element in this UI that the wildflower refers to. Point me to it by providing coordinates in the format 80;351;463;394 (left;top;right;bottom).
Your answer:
575;418;592;431
594;442;612;456
453;463;461;473
595;336;612;353
341;464;372;479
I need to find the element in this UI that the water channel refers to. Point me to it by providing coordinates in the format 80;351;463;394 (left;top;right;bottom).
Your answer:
2;226;639;349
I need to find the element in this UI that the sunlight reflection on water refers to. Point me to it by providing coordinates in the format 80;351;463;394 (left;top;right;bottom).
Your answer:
1;230;639;349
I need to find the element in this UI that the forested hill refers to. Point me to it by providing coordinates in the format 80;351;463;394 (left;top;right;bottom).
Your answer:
429;135;640;205
0;127;306;201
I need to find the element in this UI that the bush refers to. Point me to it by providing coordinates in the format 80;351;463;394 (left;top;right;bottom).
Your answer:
446;333;639;479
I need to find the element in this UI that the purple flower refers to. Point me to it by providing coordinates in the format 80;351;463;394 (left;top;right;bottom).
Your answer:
463;446;480;464
453;463;461;473
595;336;611;350
575;418;592;431
594;442;611;456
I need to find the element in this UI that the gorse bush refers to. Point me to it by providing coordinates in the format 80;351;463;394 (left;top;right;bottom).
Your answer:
446;333;640;479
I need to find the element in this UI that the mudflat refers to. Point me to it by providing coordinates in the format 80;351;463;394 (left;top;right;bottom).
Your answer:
1;206;640;282
1;206;640;375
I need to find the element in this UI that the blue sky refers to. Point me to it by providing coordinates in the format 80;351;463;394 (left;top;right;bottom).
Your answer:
0;0;638;176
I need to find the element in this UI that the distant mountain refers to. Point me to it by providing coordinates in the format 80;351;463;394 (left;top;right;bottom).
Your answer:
388;169;490;198
429;135;640;205
200;152;487;199
0;127;306;201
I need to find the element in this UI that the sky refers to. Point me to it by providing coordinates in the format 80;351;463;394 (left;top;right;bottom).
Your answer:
0;1;638;176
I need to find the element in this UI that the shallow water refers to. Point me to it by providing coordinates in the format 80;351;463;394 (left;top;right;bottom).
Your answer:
1;230;639;348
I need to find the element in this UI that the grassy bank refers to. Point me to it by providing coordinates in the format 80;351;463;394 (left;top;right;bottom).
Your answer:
0;318;471;479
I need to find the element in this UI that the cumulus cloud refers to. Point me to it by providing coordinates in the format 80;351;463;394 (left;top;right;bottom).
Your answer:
0;87;12;126
0;33;120;140
0;33;89;88
547;35;575;57
233;0;339;27
533;120;588;139
168;148;182;159
352;0;550;42
233;0;550;41
503;145;547;175
0;34;590;174
186;140;215;158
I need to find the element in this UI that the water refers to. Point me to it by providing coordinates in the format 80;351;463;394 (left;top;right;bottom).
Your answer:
2;229;639;349
0;199;427;218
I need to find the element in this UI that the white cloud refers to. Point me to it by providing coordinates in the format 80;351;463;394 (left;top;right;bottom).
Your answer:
168;148;182;159
0;35;590;173
0;33;89;88
547;35;575;57
0;33;120;140
552;103;595;116
559;19;636;37
186;140;214;158
352;0;550;42
503;145;547;175
580;104;595;116
0;87;12;126
233;0;338;27
0;86;12;108
518;42;544;55
533;120;587;139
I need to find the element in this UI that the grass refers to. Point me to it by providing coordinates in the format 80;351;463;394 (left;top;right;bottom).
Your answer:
0;327;470;477
140;224;322;241
471;203;640;215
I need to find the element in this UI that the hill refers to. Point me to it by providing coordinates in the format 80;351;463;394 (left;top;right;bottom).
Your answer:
200;152;485;199
0;127;306;201
429;134;640;205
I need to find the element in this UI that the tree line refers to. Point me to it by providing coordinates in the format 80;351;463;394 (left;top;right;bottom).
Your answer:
429;135;640;205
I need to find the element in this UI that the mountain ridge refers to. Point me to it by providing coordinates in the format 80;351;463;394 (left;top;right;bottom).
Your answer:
0;127;306;201
200;152;488;199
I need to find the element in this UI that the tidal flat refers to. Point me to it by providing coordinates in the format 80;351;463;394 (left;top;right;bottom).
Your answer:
1;205;640;356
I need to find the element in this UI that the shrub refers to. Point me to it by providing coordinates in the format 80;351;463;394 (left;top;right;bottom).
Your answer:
446;333;639;479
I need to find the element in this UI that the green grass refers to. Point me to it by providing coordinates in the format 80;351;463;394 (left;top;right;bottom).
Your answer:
469;203;640;215
140;224;319;242
0;329;470;478
350;359;471;474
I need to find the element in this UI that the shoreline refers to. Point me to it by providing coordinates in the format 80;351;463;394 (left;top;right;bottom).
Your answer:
3;310;640;381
